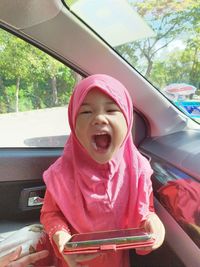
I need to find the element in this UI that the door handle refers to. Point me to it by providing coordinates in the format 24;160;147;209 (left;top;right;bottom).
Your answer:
28;196;44;207
19;185;45;211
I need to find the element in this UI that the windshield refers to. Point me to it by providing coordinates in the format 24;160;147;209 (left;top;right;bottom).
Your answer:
65;0;200;123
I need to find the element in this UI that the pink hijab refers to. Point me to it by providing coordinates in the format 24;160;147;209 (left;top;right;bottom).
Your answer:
43;74;153;233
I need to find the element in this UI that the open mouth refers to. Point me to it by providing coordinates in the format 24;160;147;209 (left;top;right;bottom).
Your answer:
92;133;111;151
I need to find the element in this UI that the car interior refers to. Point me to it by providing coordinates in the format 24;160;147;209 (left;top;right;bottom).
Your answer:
0;1;199;267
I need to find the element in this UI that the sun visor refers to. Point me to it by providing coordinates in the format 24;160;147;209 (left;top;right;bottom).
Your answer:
0;0;63;30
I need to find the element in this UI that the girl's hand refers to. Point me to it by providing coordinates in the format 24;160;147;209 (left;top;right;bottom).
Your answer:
53;230;72;253
53;231;101;267
136;212;165;255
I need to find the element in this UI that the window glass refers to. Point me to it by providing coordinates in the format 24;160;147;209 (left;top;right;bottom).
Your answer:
0;29;82;147
153;160;200;249
65;0;200;123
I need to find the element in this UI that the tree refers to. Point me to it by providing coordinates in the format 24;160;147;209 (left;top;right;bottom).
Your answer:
0;31;30;112
185;35;200;88
0;29;78;114
117;0;199;83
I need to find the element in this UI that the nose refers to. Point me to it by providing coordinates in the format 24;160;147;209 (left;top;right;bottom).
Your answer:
92;113;108;125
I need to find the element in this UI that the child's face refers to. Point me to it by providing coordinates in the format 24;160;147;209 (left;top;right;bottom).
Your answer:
75;88;128;164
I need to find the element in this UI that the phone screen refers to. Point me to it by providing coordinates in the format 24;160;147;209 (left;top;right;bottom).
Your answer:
65;228;151;248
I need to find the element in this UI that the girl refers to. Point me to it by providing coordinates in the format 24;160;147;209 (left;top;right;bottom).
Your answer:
40;74;165;267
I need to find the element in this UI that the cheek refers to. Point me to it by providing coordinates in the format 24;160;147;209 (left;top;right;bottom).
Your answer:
75;119;89;147
75;117;85;134
118;126;128;144
75;119;83;141
116;117;128;142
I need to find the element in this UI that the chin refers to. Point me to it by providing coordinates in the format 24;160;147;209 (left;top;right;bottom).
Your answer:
92;154;113;164
89;148;115;164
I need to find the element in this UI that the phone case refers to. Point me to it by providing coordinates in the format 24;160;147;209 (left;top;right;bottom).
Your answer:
63;230;155;255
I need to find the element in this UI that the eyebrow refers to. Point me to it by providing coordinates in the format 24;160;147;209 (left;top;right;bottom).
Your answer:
106;101;117;105
80;103;90;106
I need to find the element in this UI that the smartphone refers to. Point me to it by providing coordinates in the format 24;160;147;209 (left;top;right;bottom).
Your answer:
65;228;152;248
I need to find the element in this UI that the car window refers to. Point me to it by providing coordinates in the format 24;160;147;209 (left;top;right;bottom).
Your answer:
65;0;200;123
0;28;83;147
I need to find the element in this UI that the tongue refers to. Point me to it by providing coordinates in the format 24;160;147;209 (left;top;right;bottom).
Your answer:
95;134;110;149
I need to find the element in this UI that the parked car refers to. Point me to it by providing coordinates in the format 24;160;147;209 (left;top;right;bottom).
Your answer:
0;1;199;266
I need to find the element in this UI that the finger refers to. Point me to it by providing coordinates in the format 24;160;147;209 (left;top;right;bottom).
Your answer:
58;244;64;253
55;239;64;252
152;226;165;249
152;234;164;250
135;248;152;255
143;218;155;233
0;247;22;267
8;250;49;267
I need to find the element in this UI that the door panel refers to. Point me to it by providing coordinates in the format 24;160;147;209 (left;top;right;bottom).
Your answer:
0;148;61;222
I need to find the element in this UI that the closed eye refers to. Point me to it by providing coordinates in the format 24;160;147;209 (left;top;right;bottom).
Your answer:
106;103;121;113
107;109;121;113
80;110;92;114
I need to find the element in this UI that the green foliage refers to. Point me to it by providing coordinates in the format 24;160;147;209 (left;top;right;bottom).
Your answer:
117;0;200;92
64;0;79;6
0;29;78;114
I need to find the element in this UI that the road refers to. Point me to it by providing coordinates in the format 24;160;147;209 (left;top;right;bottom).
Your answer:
0;107;70;147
